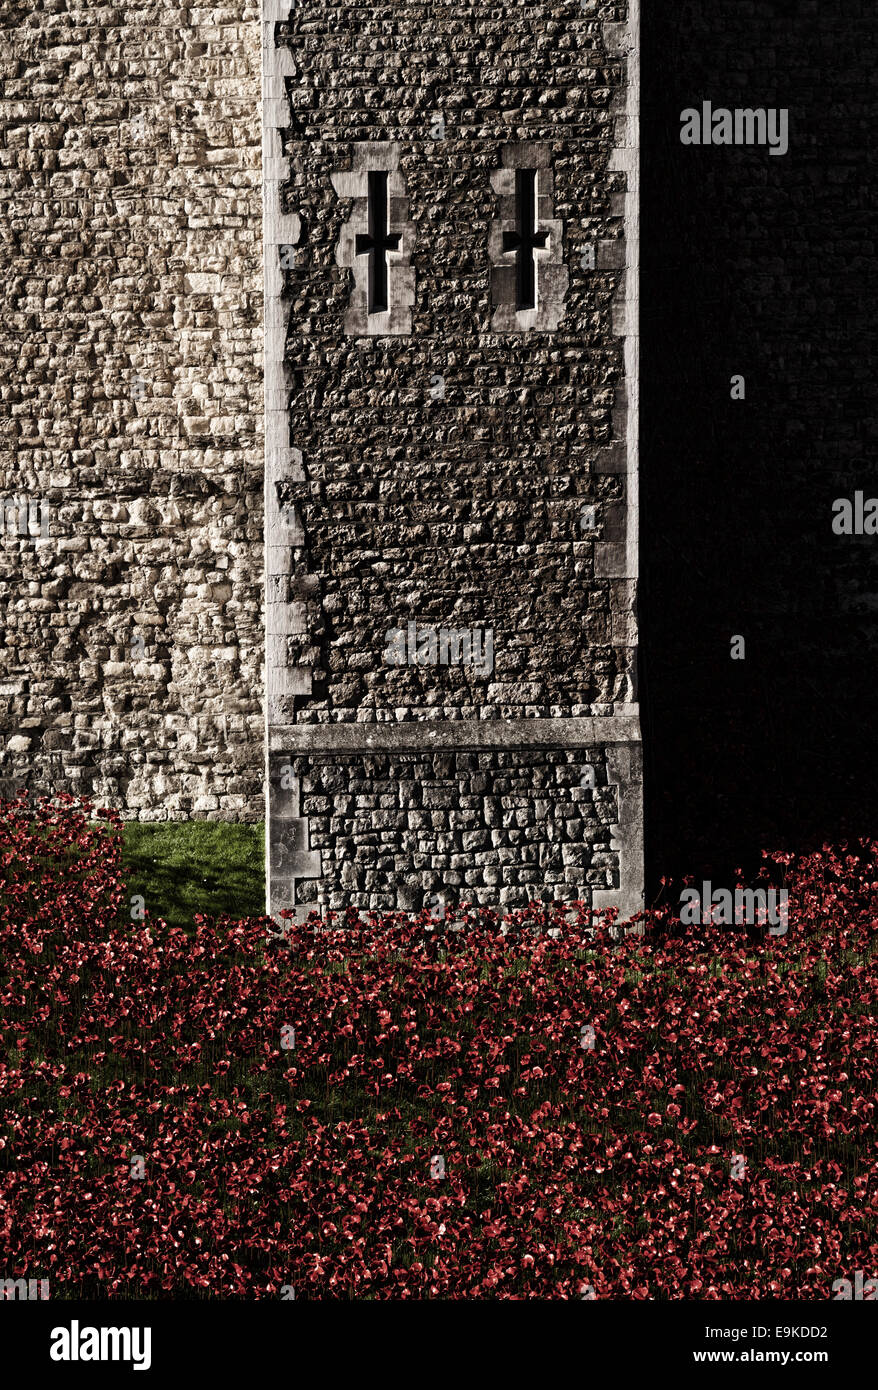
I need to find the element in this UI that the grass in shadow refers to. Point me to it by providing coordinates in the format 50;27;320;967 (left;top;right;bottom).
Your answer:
121;821;265;930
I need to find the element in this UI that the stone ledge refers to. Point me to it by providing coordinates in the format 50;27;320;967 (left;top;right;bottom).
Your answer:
269;714;642;755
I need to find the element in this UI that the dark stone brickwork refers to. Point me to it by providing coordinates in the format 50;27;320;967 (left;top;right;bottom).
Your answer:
294;748;617;911
278;0;633;723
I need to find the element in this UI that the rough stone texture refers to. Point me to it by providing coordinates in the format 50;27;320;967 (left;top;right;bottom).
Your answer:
0;2;642;916
0;2;264;819
268;0;642;915
292;748;618;912
277;0;635;724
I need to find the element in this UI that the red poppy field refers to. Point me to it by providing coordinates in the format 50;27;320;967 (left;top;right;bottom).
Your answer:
1;794;876;1299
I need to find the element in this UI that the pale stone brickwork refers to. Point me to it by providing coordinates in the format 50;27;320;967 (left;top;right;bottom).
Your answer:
0;2;265;818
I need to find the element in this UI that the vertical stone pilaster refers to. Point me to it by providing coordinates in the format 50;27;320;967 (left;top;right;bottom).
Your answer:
262;1;320;916
267;752;322;917
593;1;644;924
598;1;641;728
592;741;644;925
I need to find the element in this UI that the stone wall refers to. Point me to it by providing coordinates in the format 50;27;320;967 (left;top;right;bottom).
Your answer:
0;2;264;819
296;748;618;914
0;2;642;917
279;0;634;722
267;0;643;916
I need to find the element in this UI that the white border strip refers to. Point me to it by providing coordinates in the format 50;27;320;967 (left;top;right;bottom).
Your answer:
594;0;643;923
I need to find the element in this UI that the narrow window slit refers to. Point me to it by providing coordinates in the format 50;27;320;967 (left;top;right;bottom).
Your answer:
502;168;548;310
355;171;401;314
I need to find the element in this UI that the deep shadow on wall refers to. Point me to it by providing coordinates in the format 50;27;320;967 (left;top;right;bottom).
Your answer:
641;0;878;893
